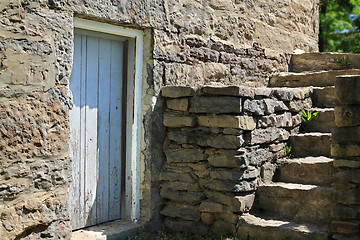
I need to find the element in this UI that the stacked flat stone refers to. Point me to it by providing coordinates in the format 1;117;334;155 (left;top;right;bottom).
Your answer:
331;75;360;240
160;85;311;234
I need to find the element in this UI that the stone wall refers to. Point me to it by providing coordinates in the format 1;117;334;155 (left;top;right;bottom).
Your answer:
160;85;312;234
0;0;319;239
331;75;360;240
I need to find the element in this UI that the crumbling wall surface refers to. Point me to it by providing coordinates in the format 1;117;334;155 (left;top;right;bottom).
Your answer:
331;75;360;240
160;85;311;233
0;1;73;239
0;0;319;239
74;0;319;87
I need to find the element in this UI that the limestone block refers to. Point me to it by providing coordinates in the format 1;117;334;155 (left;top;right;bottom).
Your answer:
332;205;359;220
161;202;200;221
190;47;220;62
161;181;201;192
200;179;257;192
206;149;244;168
159;171;196;183
263;99;289;114
164;149;207;163
196;134;244;149
164;63;205;86
161;86;195;98
167;98;189;111
201;212;214;225
333;126;360;143
189;96;242;113
335;170;360;184
160;189;204;205
334;189;360;205
198;115;256;130
236;148;273;167
209;169;259;182
243;99;266;115
163;114;196;127
204;190;255;213
213;221;236;234
203;62;230;80
271;88;294;101
248;127;290;145
335;75;360;104
293;88;312;100
286;98;312;112
218;211;239;224
201;86;255;98
333;159;360;168
331;144;360;158
261;112;292;128
335;106;360;127
331;221;359;235
199;201;224;213
254;88;272;97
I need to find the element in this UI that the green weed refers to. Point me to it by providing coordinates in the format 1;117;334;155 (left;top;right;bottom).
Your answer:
301;110;318;123
336;58;353;67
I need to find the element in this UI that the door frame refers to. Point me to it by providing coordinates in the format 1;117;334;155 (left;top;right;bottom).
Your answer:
72;17;143;222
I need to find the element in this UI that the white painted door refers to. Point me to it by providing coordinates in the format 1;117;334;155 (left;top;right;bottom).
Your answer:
69;31;125;230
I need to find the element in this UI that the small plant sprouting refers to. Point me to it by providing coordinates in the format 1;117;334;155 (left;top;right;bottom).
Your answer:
301;110;318;123
336;58;353;67
284;145;293;158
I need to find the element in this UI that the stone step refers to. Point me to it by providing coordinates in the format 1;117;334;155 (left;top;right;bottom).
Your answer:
290;52;360;72
301;108;335;133
312;86;338;108
269;69;360;87
274;157;335;186
255;183;333;227
289;133;331;157
238;213;329;240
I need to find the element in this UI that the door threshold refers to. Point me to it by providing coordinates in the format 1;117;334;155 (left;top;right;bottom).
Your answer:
71;220;143;240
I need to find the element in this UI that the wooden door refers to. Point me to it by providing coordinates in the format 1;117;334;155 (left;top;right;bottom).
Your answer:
69;31;126;230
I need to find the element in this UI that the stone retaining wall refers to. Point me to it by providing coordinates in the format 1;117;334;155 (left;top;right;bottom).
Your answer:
160;85;312;234
331;75;360;240
0;0;319;238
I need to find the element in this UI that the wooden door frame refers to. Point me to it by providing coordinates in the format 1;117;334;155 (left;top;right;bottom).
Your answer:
72;18;143;222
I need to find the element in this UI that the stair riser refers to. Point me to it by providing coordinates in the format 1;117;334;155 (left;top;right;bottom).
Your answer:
269;69;360;87
289;135;331;157
275;162;335;186
302;110;335;133
256;186;333;226
290;53;360;72
312;87;338;108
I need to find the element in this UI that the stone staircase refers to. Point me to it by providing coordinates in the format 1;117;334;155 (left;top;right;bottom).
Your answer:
237;53;360;240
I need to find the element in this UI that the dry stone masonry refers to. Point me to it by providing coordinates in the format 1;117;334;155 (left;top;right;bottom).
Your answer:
160;85;311;234
331;75;360;240
0;0;319;239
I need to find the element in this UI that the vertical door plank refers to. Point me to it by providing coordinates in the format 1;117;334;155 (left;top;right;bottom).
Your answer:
79;35;87;228
69;34;82;230
85;36;99;226
109;40;124;220
96;38;111;223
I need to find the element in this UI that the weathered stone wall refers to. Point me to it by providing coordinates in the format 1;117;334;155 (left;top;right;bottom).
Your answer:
331;75;360;240
160;85;312;234
0;0;319;238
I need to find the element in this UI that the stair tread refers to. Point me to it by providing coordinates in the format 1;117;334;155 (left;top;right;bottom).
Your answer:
269;69;360;87
279;156;333;164
240;213;328;234
292;132;331;137
309;107;334;112
260;182;332;191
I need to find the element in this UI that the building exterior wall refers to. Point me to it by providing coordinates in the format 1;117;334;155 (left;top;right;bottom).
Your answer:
0;0;318;239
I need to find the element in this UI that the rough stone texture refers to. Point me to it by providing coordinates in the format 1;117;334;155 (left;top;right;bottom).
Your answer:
0;0;319;238
335;75;360;104
332;75;360;240
160;85;305;233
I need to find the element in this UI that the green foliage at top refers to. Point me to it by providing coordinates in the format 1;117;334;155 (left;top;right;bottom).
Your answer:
301;110;318;123
319;0;360;53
